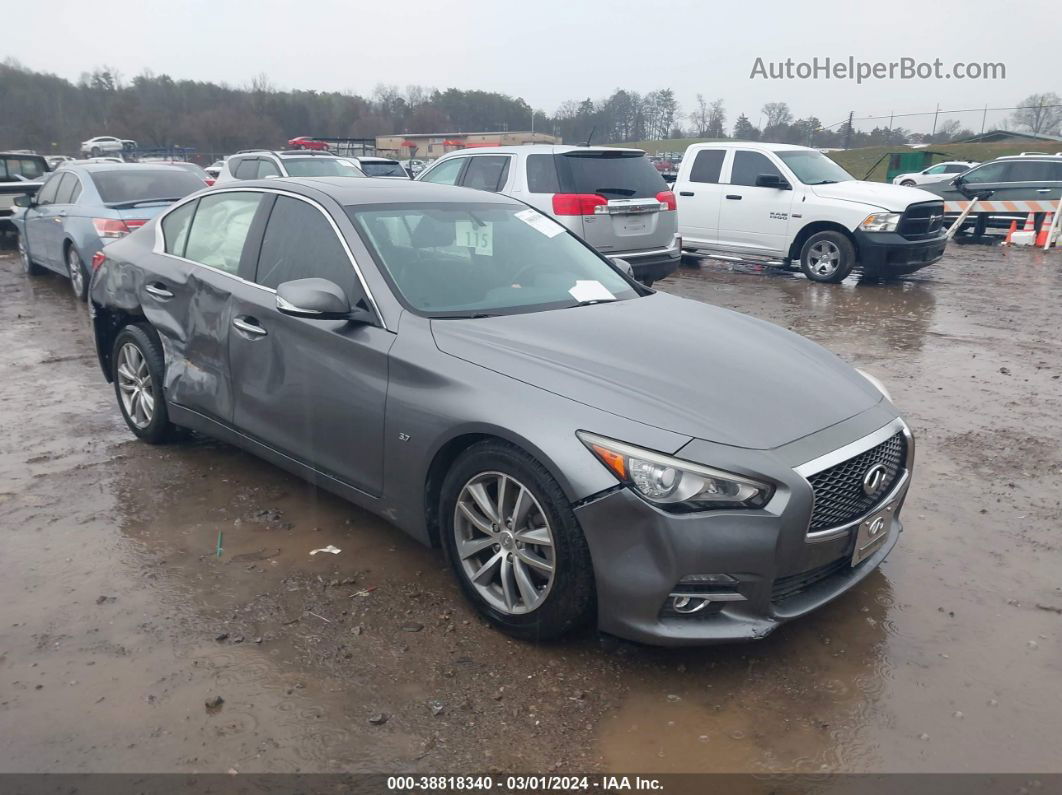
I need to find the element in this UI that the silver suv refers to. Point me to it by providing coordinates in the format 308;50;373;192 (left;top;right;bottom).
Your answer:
417;145;680;285
216;150;365;183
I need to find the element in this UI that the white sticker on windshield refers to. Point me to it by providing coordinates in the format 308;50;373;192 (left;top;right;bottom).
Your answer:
455;220;493;255
515;208;565;238
568;280;616;303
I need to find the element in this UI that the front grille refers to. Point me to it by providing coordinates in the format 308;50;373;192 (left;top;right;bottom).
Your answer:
772;557;848;603
806;432;906;532
898;201;945;239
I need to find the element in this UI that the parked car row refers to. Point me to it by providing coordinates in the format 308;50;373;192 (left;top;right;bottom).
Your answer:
80;173;915;646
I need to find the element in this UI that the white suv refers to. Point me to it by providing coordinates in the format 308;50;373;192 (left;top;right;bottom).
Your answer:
417;145;680;286
674;142;948;283
215;150;365;183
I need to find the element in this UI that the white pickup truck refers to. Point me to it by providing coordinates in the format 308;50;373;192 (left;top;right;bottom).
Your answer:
674;142;948;282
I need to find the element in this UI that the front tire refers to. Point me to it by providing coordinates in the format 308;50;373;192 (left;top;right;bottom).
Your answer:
440;441;595;641
111;324;177;444
90;147;100;157
900;179;916;187
799;231;855;283
18;232;43;275
66;245;88;302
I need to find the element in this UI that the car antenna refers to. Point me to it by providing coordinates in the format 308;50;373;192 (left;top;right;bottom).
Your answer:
582;126;596;147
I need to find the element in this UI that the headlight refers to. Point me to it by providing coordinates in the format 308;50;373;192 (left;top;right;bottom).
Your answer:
577;431;773;512
860;212;901;232
856;368;892;401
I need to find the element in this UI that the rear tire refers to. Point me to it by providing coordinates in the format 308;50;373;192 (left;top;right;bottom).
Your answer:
799;231;855;283
90;146;100;157
440;441;595;641
66;245;89;302
111;324;178;444
18;232;43;275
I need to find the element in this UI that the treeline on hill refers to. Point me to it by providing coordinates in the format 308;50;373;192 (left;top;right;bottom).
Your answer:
1;60;1058;157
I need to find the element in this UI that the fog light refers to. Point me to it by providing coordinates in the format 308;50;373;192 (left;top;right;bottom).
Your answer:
670;595;709;614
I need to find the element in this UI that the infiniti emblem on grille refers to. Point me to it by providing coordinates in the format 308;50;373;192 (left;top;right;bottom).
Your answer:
862;463;888;496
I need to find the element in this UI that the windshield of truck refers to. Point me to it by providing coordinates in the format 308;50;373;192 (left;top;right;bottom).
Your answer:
776;150;855;185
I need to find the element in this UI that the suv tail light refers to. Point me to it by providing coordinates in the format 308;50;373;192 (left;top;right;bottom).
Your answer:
91;251;106;271
552;193;608;216
656;190;677;211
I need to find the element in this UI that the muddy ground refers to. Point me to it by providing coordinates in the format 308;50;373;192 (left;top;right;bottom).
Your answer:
0;241;1060;775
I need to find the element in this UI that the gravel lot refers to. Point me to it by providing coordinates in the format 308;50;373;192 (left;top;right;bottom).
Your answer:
0;241;1060;774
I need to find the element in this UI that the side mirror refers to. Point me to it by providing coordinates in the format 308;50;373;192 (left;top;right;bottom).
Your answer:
755;174;791;190
276;278;359;321
611;257;634;277
13;194;33;208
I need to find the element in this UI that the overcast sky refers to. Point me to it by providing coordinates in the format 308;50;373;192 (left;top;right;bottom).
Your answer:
6;0;1055;134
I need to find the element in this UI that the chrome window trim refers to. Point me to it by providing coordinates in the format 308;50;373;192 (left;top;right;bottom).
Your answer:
794;417;912;543
152;186;387;330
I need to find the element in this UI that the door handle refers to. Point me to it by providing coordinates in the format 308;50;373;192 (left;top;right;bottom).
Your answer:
144;283;174;299
725;194;742;200
1036;189;1052;193
233;316;267;337
679;191;695;197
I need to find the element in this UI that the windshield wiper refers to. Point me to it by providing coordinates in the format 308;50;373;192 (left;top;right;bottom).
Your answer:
433;312;496;319
811;180;839;185
568;298;618;308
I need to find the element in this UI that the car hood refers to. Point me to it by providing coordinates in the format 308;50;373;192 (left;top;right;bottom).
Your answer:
431;292;882;450
809;180;940;211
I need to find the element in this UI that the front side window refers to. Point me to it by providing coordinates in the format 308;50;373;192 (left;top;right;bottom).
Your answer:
774;150;854;185
183;192;262;274
281;158;362;178
420;157;466;186
255;196;357;295
925;164;947;175
161;200;197;257
729;151;784;187
348;202;638;317
461;156;511;192
34;173;62;206
963;161;1009;184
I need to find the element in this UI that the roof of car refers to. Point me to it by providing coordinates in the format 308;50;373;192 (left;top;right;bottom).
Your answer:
226;176;520;206
59;162;193;174
689;141;812;152
433;144;646;158
354;156;401;163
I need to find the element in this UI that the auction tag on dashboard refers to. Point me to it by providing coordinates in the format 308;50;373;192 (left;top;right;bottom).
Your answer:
569;280;616;303
515;208;565;238
455;220;493;255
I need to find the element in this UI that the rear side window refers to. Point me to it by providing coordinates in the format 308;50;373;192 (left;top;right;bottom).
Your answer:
729;151;783;187
234;158;258;179
421;157;466;186
90;169;205;203
689;150;725;184
161;201;197;257
54;173;79;204
461;156;511;192
556;151;666;199
526;154;560;193
255;196;357;296
257;159;281;178
35;173;62;206
183;192;261;274
0;159;7;179
1007;161;1052;182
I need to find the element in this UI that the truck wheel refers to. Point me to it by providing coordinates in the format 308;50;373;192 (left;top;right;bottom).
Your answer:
439;440;596;641
799;231;855;283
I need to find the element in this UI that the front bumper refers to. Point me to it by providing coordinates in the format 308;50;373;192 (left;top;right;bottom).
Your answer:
607;234;681;284
854;230;947;276
573;419;913;646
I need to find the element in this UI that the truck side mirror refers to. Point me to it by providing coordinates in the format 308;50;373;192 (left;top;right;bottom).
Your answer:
755;174;791;190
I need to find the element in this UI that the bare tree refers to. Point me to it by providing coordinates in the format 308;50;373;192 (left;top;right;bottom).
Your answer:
1011;93;1062;135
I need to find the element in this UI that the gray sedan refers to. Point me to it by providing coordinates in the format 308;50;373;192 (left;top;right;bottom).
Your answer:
88;177;914;646
14;164;208;301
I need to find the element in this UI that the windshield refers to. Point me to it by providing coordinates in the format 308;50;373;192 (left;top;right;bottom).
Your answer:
91;169;206;203
347;203;639;317
361;161;408;177
775;150;854;185
558;151;666;198
283;158;364;177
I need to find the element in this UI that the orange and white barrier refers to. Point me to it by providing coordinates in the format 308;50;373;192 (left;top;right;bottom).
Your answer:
944;199;1061;214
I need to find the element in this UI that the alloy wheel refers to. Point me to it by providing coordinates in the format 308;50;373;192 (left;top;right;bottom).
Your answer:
807;240;841;278
453;472;555;615
67;248;85;297
116;342;155;429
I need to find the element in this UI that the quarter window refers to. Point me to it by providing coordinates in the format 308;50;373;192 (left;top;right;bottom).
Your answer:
526;154;560;193
233;158;259;180
161;200;197;257
255;196;357;296
183;192;261;274
729;151;783;187
54;173;80;204
461;156;511;192
689;150;725;183
257;159;282;178
420;157;466;186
